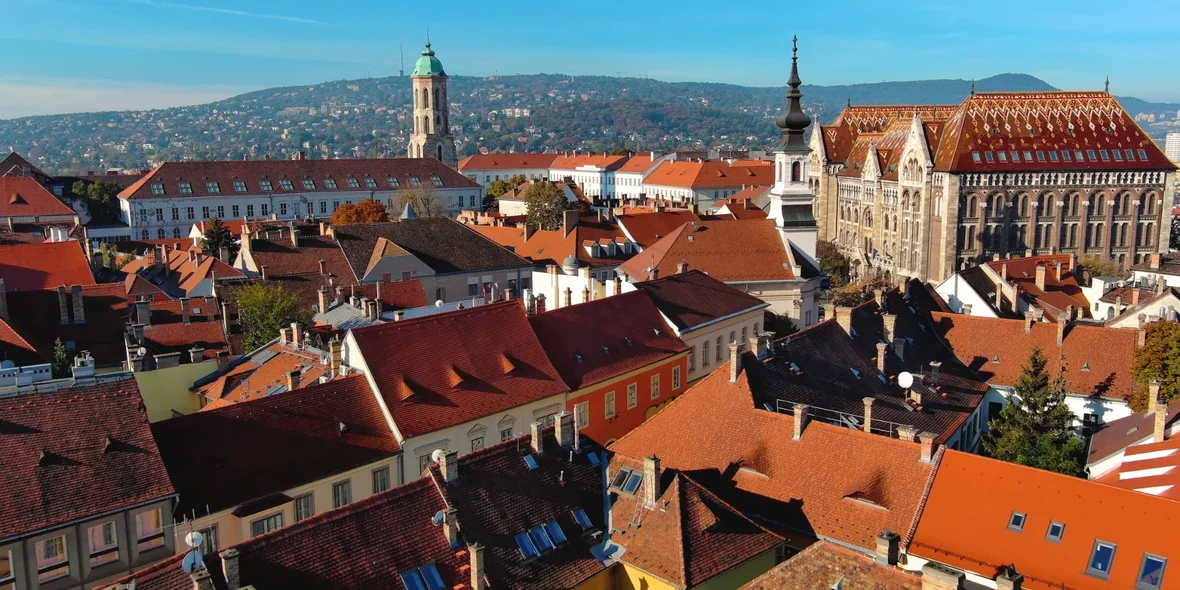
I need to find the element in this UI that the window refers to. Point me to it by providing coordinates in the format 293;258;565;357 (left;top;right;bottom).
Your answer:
303;179;316;190
333;480;352;508
319;201;327;214
1023;151;1033;162
418;454;434;474
1036;151;1045;161
196;525;218;554
364;177;376;188
500;427;513;442
1125;149;1136;161
260;179;274;191
217;205;224;218
1062;150;1072;162
985;151;995;162
972;152;981;163
610;467;643;494
207;181;220;193
372;467;391;494
294;493;315;521
1048;151;1059;162
171;207;179;221
1046;521;1065;542
431;175;444;187
185;206;194;220
1087;540;1117;579
233;180;247;192
572;508;593;530
604;391;616;418
150;183;165;195
246;204;254;217
1113;149;1124;161
702;340;710;367
178;181;192;194
400;563;446;590
471;437;484;451
136;508;165;551
545;520;568;545
514;532;540;561
332;200;340;212
1075;150;1085;161
1087;150;1098;161
251;513;283;537
529;524;556;553
717;336;723;362
325;178;338;189
1138;554;1167;589
470;195;476;208
468;282;479;297
88;520;119;567
232;205;240;217
672;366;681;389
627;383;637;409
1;549;15;590
998;151;1008;162
388;176;400;188
1099;150;1110;161
1008;511;1026;531
575;401;590;429
410;176;422;186
347;177;360;188
1139;149;1149;160
36;535;68;582
202;206;210;219
651;374;662;399
280;202;288;216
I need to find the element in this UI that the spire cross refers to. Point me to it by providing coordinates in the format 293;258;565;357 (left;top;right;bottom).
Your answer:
792;35;798;58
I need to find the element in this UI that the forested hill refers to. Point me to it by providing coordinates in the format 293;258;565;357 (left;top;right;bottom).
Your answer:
4;72;1177;174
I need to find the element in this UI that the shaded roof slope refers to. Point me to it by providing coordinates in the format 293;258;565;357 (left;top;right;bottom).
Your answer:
634;269;768;331
334;218;531;278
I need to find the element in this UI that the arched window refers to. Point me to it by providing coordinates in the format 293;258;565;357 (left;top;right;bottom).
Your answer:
791;161;801;182
1018;194;1028;216
913;221;921;242
967;196;977;218
422;88;429;108
434;88;440;109
172;227;181;238
863;210;873;228
437;144;443;160
912;191;921;213
157;229;166;239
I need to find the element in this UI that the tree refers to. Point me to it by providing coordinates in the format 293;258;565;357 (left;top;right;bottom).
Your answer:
331;199;390;225
201;217;234;258
830;274;893;307
609;147;631;156
486;174;527;199
763;311;797;338
1130;321;1180;411
1172;221;1180;251
1078;255;1127;279
524;181;568;231
983;347;1086;477
232;284;312;351
51;338;71;379
816;240;850;286
71;180;122;224
395;188;448;218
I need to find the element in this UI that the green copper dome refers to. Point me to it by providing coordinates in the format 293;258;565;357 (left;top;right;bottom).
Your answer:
412;41;446;77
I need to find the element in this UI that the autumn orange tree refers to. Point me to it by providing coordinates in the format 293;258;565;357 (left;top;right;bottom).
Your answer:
330;199;389;225
1131;321;1180;411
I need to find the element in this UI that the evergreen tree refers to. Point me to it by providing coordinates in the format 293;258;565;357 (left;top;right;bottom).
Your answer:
51;338;71;379
984;347;1085;476
201;217;234;258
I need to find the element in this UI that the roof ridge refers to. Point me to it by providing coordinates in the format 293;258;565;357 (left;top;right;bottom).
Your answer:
903;445;944;549
352;299;522;334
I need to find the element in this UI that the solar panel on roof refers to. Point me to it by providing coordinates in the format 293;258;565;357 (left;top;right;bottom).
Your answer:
546;520;568;545
514;532;540;561
529;524;555;552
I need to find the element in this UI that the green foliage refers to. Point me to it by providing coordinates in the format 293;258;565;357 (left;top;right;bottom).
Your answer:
609;147;631;156
1131;321;1180;411
983;347;1085;477
1078;255;1127;279
232;284;312;351
51;338;71;379
524;182;568;231
815;240;850;286
98;242;114;268
486;174;527;199
71;180;121;224
763;311;797;338
201;217;234;258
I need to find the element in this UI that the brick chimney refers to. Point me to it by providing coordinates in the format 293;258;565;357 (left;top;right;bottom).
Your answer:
441;507;459;547
897;425;917;443
562;210;579;237
191;568;215;590
1035;263;1047;292
643;455;661;506
57;286;69;325
874;530;899;565
1056;317;1067;346
792;404;808;440
728;341;741;383
335;285;345;306
1156;393;1169;443
921;562;965;590
564;287;572;308
863;397;875;433
876;342;887;372
1024;310;1036;333
70;285;85;324
0;278;7;321
318;287;329;313
582;285;590;304
1151;253;1162;270
996;566;1024;590
648;267;659;281
279;327;290;346
918;431;937;463
181;297;191;325
1132;288;1141;306
677;260;688;274
833;306;853;336
613;276;622;296
536;293;547;314
882;313;896;343
219;549;240;590
286;369;300;391
1148;381;1161;414
440;450;459;482
329;337;343;378
530;421;544;454
469;543;486;590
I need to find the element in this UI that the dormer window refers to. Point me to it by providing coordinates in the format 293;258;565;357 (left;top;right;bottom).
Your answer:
410;176;422;186
233;180;247;192
150;183;165;195
388;176;400;188
347;177;360;188
279;179;294;191
206;181;220;193
610;467;642;494
260;179;273;191
985;151;995;163
325;179;338;189
572;508;593;530
431;175;444;187
1099;150;1110;161
972;152;981;163
178;181;192;194
303;179;316;190
1138;149;1149;160
1062;151;1072;162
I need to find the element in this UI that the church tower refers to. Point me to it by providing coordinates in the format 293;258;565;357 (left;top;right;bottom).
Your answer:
767;36;818;259
407;40;458;167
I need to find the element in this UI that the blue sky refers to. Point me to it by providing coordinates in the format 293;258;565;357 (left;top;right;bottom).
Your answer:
3;0;1178;118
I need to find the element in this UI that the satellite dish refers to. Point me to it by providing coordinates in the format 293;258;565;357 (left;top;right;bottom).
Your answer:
136;347;148;358
181;549;205;573
897;371;914;389
431;449;446;464
435;300;444;308
184;531;204;548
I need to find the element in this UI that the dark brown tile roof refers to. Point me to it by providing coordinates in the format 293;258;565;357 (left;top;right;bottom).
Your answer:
4;283;142;368
633;270;768;331
333;219;531;279
741;541;921;590
0;378;175;542
1087;399;1180;465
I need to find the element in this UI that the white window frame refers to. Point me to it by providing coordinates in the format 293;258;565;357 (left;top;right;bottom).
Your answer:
650;374;661;399
605;391;616;419
372;466;391;494
627;383;637;409
332;480;352;508
574;401;590;430
36;535;69;583
673;366;681;389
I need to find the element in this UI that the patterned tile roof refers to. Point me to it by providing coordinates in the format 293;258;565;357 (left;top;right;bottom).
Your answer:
151;374;398;516
616;219;796;283
529;291;687;390
1097;436;1180;500
818;105;956;165
632;269;768;332
0;176;75;218
741;540;922;590
0;241;95;290
348;300;568;437
0;378;175;542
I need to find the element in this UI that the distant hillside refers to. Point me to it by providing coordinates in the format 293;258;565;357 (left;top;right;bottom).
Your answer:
3;72;1177;174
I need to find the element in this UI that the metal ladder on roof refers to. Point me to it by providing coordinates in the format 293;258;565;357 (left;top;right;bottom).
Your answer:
628;485;651;528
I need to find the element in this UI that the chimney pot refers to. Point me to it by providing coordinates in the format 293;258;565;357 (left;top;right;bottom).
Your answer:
290;322;303;346
556;411;575;447
279;327;290;346
530;421;544;454
918;431;937;463
191;568;215;590
874;530;900;565
792;404;808;440
648;267;659;281
318;259;326;274
677;260;688;274
1137;327;1147;348
961;303;973;315
318;287;329;314
1001;262;1008;281
1151;253;1162;270
440;450;459;482
873;288;884;307
260;265;268;280
643;455;662;506
564;287;572;308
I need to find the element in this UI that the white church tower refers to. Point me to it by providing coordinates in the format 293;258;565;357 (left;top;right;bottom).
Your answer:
766;36;818;259
407;40;458;167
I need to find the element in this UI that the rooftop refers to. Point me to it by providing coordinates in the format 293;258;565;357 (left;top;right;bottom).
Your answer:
0;241;95;291
1088;399;1180;467
617;219;803;283
645;160;775;188
741;540;921;590
615;209;702;249
633;269;768;332
0;176;76;218
333;218;532;280
458;153;561;171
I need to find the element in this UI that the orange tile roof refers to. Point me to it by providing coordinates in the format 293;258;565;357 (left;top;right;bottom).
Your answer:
466;224;529;250
0;177;75;218
458;153;560;171
617;219;795;282
610;358;936;551
616;210;702;249
911;450;1180;589
741;541;922;590
195;341;332;404
819;105;958;166
644;160;775;189
518;220;629;267
0;316;43;365
617;153;666;173
548;153;628;171
931;312;1138;399
985;255;1089;321
0;241;95;290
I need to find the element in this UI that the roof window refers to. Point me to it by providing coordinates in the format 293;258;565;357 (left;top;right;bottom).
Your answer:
545;520;568;545
1061;151;1072;162
1087;150;1098;161
150;183;165;195
1046;521;1065;542
325;179;338;189
572;508;593;530
1099;150;1110;161
399;563;445;590
178;181;193;194
347;177;360;188
514;532;540;561
1075;150;1085;161
610;467;643;494
992;354;1000;364
431;175;444;187
388;176;400;188
1008;511;1026;531
972;152;982;163
279;179;294;191
1086;540;1117;579
260;179;273;192
303;179;316;190
998;152;1008;163
1011;151;1021;162
1081;362;1090;372
206;181;220;193
1048;151;1059;162
1023;151;1033;162
587;452;601;467
985;151;995;163
523;454;539;470
410;176;422;186
1036;151;1045;162
1138;554;1167;589
1113;150;1124;162
233;180;247;192
529;524;556;553
364;177;377;188
1138;149;1149;160
1125;149;1136;161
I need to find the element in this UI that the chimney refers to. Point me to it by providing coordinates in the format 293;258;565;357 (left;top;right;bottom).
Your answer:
290;227;300;248
648;267;659;281
1155;392;1169;443
882;313;896;343
217;350;230;370
1001;262;1008;281
556;411;575;447
581;285;590;304
1056;317;1067;346
996;566;1024;590
0;278;7;321
562;210;579;237
219;300;230;334
526;291;537;316
643;455;662;506
1115;295;1123;314
1055;260;1063;281
181;297;191;324
469;543;486;590
530;421;544;454
189;347;204;364
536;293;547;314
329;337;343;378
995;285;1004;310
219;245;230;262
897;425;917;442
918;431;937;463
395;310;405;321
134;299;151;326
219;549;240;590
191;569;215;590
1151;253;1162;270
318;259;326;274
1132;288;1141;306
677;260;688;274
441;507;460;548
335;285;345;305
876;341;888;372
57;285;69;325
874;530;900;565
613;276;622;296
728;341;741;383
748;334;762;359
279;327;290;346
873;288;884;307
961;303;973;315
564;287;572;308
287;369;301;391
318;287;329;313
440;450;459;482
260;265;268;281
792;404;808;440
863;397;875;433
1148;381;1161;414
1024;310;1036;333
69;284;85;324
921;562;965;590
1137;327;1147;348
1035;264;1047;292
833;306;853;336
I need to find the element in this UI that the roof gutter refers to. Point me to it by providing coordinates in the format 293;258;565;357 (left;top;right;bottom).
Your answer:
676;302;770;335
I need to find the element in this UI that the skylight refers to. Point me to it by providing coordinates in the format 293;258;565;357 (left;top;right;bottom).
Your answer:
233;180;247;192
545;520;568;545
1099;150;1110;161
206;181;220;193
572;508;593;530
1036;151;1045;162
1087;540;1116;579
998;152;1008;162
1125;149;1135;161
985;151;995;163
1023;151;1033;162
972;152;981;163
1075;150;1084;161
280;179;294;190
529;524;555;553
587;452;600;467
1087;150;1098;161
365;177;377;188
347;177;360;188
611;467;642;494
303;179;316;190
524;454;539;471
1113;150;1124;161
514;532;540;561
419;564;445;590
178;181;193;194
1048;151;1059;162
1008;511;1026;531
1046;521;1065;542
399;570;427;590
388;176;400;188
1138;554;1167;589
1011;151;1021;162
1138;149;1149;160
1061;151;1072;162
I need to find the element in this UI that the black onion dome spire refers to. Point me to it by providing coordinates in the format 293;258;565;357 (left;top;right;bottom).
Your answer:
775;36;812;153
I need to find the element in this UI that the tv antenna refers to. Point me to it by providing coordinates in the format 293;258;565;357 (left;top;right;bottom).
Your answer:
399;43;405;78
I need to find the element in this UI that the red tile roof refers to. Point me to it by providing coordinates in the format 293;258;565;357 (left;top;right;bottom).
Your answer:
529;291;687;390
617;153;666;172
617;219;796;283
194;341;333;404
645;160;775;189
3;283;140;368
0;378;175;541
120;158;479;200
458;153;561;171
984;255;1089;321
466;224;529;250
0;177;75;218
632;270;768;332
151;374;398;516
1097;436;1180;500
911;449;1180;589
0;241;95;290
137;298;228;357
0;316;42;365
931;312;1138;399
245;234;355;282
101;551;194;590
611;468;783;587
348;300;568;437
518;220;631;267
616;210;702;249
741;541;922;590
549;153;628;171
610;360;936;552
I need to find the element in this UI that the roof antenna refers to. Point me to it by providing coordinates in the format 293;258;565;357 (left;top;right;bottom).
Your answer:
1105;76;1110;94
847;96;851;108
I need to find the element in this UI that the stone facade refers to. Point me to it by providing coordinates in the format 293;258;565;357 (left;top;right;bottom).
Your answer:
407;42;458;167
